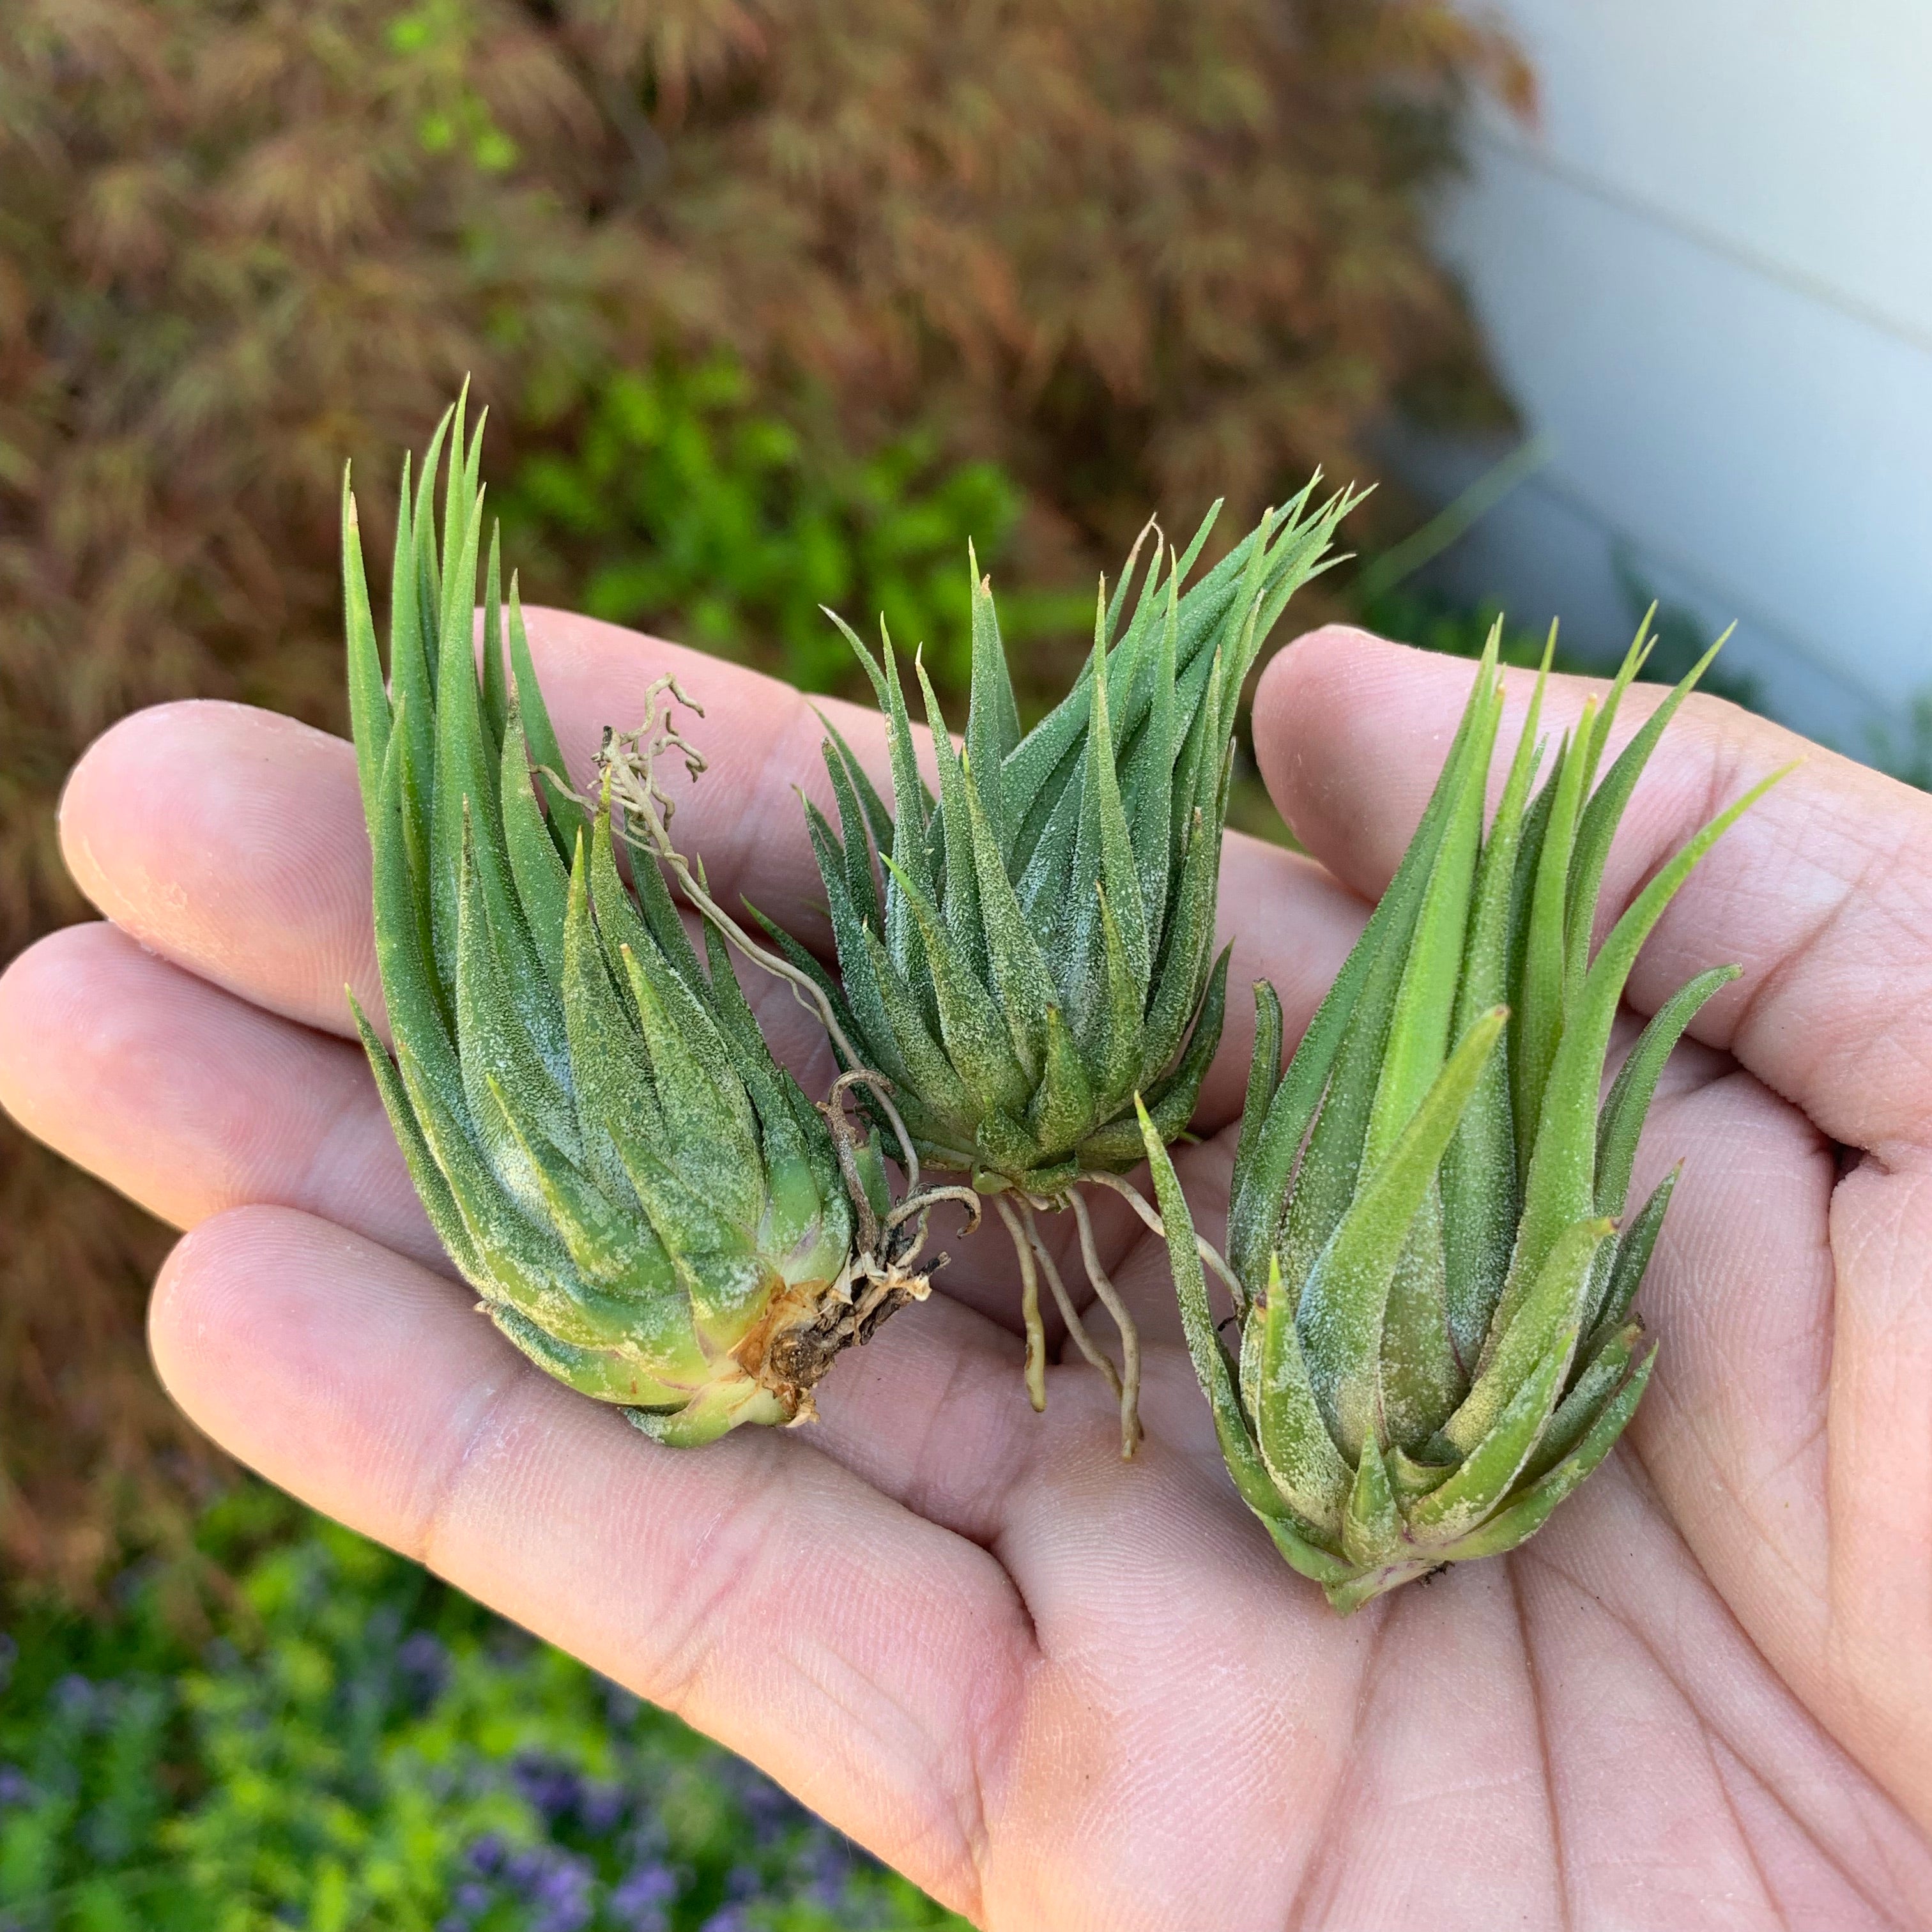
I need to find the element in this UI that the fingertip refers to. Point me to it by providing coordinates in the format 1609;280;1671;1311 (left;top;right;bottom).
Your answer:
56;700;376;1029
146;1205;509;1549
147;1212;220;1402
0;923;128;1138
1254;627;1474;890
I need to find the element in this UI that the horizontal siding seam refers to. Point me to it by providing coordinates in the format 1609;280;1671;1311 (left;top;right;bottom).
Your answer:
1468;122;1932;362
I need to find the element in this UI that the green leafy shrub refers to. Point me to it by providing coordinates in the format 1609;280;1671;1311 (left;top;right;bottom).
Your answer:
1869;695;1932;790
500;362;1087;694
0;1490;967;1931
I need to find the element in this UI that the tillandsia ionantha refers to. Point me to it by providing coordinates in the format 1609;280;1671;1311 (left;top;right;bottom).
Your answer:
1138;623;1790;1609
342;394;977;1444
767;485;1360;1455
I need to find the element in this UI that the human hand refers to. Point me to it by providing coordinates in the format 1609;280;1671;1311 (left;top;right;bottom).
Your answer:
3;613;1930;1930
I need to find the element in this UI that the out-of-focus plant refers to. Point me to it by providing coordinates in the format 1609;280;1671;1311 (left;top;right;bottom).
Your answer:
1869;693;1932;793
500;362;1087;694
0;1488;967;1930
1358;586;1570;673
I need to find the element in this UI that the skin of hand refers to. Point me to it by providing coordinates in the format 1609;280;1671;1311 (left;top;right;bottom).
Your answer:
3;613;1931;1932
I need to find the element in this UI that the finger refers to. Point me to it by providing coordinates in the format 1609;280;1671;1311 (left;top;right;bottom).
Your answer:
150;1204;1029;1919
0;922;443;1268
1255;624;1932;1156
60;700;381;1036
61;613;1366;1126
56;611;870;1039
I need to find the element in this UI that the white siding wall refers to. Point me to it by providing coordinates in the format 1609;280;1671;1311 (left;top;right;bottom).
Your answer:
1409;1;1932;740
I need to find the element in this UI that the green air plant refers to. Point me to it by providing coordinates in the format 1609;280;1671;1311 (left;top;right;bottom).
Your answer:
1140;622;1789;1609
776;486;1360;1453
342;397;975;1444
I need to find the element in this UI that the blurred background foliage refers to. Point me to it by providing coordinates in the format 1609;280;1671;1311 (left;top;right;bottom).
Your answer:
494;358;1082;696
0;1481;969;1929
0;0;1528;1595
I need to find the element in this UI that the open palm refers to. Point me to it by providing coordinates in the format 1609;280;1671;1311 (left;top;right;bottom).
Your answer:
3;613;1929;1930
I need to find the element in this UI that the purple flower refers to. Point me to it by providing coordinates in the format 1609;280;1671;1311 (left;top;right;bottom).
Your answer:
511;1752;586;1828
395;1630;452;1711
52;1674;96;1722
0;1765;34;1809
799;1830;854;1906
699;1908;754;1932
609;1858;677;1931
599;1677;643;1726
465;1830;510;1878
726;1761;808;1846
472;1841;594;1932
578;1780;627;1838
